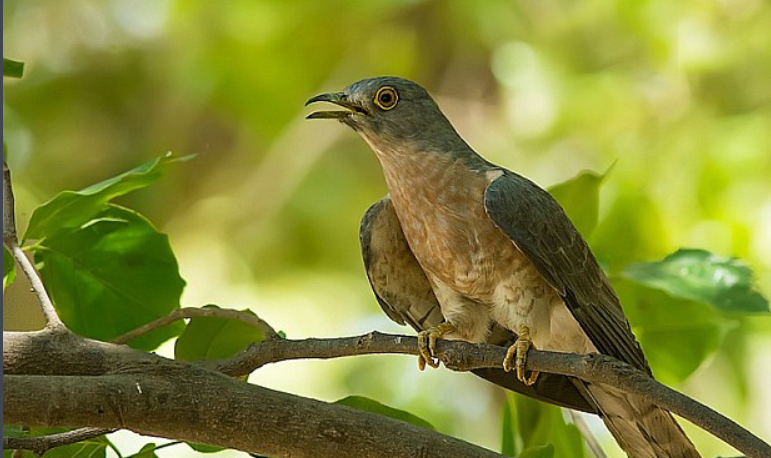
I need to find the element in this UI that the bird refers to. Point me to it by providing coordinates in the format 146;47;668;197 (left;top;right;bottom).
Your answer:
306;76;700;458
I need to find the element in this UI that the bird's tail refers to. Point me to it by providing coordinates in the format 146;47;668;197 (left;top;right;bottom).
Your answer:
582;383;700;458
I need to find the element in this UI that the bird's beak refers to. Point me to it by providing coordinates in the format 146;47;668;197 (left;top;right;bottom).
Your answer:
305;92;369;119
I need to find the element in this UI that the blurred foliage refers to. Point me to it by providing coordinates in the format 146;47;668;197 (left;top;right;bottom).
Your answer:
502;393;584;458
4;1;771;457
547;167;609;237
3;57;24;78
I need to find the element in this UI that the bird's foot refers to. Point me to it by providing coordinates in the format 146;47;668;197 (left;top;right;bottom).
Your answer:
503;324;539;386
417;322;456;371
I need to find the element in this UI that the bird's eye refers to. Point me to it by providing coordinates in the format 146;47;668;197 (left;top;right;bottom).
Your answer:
374;86;399;110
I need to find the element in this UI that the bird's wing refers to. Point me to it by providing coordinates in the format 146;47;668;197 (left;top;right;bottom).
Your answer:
483;171;651;374
360;196;598;413
360;196;445;331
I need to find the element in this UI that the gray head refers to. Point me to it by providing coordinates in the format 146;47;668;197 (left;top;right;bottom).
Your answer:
306;76;472;156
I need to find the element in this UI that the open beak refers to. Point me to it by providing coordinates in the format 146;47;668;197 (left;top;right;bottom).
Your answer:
305;92;369;119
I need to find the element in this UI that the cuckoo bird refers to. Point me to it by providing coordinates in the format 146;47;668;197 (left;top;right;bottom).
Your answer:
307;76;700;458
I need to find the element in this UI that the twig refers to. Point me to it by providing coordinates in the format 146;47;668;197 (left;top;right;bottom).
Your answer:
111;307;279;344
3;427;115;455
6;243;66;330
3;161;17;244
568;410;607;458
3;161;66;330
217;332;771;458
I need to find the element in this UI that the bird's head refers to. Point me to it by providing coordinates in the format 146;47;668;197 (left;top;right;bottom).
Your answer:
306;76;468;156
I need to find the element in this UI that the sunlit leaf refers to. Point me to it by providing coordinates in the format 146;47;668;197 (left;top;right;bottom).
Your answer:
25;153;192;241
3;58;24;78
334;395;435;431
547;167;610;238
623;249;769;314
35;205;185;350
3;247;15;292
175;304;263;361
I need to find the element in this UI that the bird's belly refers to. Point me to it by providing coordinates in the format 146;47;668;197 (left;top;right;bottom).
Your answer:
388;175;593;353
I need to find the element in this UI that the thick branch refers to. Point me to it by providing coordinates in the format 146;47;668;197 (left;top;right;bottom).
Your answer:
111;307;279;344
3;371;504;458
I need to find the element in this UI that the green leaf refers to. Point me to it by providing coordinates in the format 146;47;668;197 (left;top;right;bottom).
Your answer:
25;153;192;241
334;395;435;431
35;205;185;350
186;442;225;453
623;248;769;314
127;443;159;458
547;166;610;238
3;247;15;291
613;279;726;383
520;444;555;458
175;304;264;361
3;58;24;78
505;394;584;458
500;392;520;456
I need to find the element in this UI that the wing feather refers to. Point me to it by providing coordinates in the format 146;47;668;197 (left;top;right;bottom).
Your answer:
360;196;598;412
483;172;650;374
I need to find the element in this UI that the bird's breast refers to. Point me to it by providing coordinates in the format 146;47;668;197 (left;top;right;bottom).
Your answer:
377;151;529;302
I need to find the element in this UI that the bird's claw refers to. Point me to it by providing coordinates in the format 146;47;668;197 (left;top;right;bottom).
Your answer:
417;322;456;371
503;324;539;386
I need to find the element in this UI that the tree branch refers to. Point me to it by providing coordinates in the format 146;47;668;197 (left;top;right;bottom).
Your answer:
3;427;116;456
4;329;769;458
111;307;279;344
2;338;506;458
3;161;66;331
216;332;771;458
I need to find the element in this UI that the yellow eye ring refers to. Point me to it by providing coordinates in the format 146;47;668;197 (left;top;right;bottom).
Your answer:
374;86;399;110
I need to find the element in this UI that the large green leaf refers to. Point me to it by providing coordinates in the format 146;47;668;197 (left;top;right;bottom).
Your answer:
334;395;435;431
623;248;769;314
175;304;264;361
25;153;191;241
3;246;15;292
547;167;609;238
502;393;584;458
613;278;726;383
3;57;24;78
35;205;185;350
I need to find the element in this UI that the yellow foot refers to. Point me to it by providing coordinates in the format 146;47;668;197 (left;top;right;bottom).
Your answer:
503;324;539;386
417;322;456;371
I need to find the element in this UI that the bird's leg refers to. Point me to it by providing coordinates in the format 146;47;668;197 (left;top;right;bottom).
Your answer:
503;324;539;386
417;321;456;371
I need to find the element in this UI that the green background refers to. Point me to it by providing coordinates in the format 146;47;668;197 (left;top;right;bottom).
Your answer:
4;1;771;457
